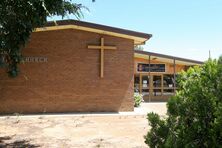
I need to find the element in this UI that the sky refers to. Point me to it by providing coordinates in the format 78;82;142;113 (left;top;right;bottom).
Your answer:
49;0;222;61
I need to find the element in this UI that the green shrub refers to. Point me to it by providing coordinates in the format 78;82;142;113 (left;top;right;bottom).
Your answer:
145;58;222;147
134;93;143;107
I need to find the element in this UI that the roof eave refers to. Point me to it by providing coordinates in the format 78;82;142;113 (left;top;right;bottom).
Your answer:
34;19;152;45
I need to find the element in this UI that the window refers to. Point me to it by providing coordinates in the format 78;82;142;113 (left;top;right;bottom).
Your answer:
163;75;174;87
134;75;140;92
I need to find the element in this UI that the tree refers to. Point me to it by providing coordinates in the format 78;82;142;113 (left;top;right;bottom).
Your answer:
218;55;222;64
145;58;222;147
0;0;92;77
134;45;144;51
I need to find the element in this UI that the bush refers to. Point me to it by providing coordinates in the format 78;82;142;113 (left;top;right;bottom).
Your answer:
145;58;222;147
134;93;143;107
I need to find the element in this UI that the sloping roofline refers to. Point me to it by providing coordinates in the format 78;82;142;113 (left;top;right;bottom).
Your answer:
35;19;152;45
135;50;204;65
45;19;152;39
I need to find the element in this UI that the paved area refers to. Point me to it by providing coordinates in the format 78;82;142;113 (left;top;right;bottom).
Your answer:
0;103;167;148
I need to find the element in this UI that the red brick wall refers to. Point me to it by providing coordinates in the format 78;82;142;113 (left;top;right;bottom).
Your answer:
0;29;134;114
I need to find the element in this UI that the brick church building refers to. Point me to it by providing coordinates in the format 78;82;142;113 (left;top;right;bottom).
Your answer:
0;20;202;114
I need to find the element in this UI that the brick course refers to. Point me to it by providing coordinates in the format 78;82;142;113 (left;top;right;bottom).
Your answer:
0;29;134;114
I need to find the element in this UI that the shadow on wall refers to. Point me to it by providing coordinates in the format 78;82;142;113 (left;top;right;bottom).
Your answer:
0;135;40;148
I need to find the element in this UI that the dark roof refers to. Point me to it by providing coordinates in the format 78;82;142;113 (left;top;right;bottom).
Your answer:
45;19;152;40
135;50;204;65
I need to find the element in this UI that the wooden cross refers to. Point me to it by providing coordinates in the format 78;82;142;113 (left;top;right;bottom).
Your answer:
88;38;117;78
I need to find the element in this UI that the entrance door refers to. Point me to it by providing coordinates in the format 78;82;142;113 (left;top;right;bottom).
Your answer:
140;75;150;98
151;75;163;98
138;74;163;101
136;73;176;102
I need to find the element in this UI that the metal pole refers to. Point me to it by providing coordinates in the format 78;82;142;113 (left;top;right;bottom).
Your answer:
173;59;176;94
149;55;151;102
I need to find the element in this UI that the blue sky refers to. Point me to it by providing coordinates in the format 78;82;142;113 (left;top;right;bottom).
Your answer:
49;0;222;61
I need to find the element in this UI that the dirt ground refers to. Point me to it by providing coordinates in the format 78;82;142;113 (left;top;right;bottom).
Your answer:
0;103;167;148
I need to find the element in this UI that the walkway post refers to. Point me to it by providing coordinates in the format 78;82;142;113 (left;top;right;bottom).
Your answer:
149;55;151;102
173;58;176;94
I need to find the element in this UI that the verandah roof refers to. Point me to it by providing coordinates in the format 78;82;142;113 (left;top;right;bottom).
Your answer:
135;50;204;66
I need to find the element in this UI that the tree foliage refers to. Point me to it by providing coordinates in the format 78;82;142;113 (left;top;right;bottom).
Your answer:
0;0;90;77
134;93;143;107
145;59;222;147
134;45;144;51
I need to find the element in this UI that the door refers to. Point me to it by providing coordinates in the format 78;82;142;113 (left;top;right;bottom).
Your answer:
151;74;163;97
138;74;150;101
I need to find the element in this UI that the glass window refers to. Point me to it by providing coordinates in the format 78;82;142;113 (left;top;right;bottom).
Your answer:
163;75;174;87
142;75;149;88
153;75;161;88
134;75;140;92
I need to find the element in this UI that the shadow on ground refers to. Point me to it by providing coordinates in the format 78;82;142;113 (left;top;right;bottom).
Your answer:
0;136;40;148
